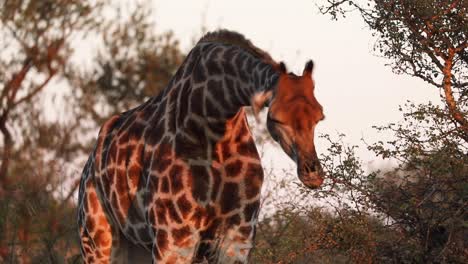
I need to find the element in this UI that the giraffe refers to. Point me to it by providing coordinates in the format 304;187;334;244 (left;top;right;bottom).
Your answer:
78;29;325;264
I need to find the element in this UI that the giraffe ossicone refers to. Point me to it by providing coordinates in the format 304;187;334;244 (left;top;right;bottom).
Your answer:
78;29;325;263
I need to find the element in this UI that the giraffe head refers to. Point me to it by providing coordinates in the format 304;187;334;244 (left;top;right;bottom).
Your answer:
253;60;325;189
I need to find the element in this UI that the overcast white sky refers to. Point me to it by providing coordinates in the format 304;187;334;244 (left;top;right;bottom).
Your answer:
149;0;441;166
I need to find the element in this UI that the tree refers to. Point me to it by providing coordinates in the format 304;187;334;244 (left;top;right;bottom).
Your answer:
319;0;467;142
0;0;102;196
0;0;184;262
73;2;184;125
0;1;102;261
252;108;466;262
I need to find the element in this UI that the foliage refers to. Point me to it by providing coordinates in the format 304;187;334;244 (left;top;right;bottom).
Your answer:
253;102;467;263
319;0;467;141
252;206;379;264
0;0;184;262
73;1;184;124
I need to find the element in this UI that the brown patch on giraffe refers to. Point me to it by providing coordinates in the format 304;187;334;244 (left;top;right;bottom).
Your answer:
167;90;178;134
160;176;170;193
153;144;172;173
190;165;210;202
193;61;207;83
148;175;159;195
102;247;111;256
239;226;252;237
184;46;201;77
244;163;263;199
167;254;180;264
100;169;112;197
118;131;129;145
210;168;222;201
237;138;258;158
98;215;108;227
138;104;154;121
176;195;192;219
205;97;221;117
118;195;130;219
115;168;127;194
169;164;184;194
194;241;213;262
206;57;222;76
221;140;233;161
132;142;144;163
205;205;216;222
128;120;145;141
86;185;99;214
178;118;208;158
94;229;111;248
107;140;118;165
128;164;141;190
227;214;241;226
209;118;227;137
119;112;136;132
110;191;126;224
154;199;168;226
190;86;204;116
234;121;248;141
224;77;241;106
94;114;120;168
148;207;156;226
165;199;183;224
85;216;95;231
146;119;165;145
116;144;128;167
200;218;221;239
190;207;206;229
172;225;192;247
156;229;169;255
225;159;243;177
213;146;222;162
178;81;191;126
221;183;241;214
207;79;230;109
243;201;259;222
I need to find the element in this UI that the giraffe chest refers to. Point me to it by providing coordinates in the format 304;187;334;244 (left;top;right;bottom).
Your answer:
146;132;264;211
94;110;265;251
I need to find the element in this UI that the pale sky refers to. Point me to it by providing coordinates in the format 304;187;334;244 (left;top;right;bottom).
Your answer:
150;0;441;165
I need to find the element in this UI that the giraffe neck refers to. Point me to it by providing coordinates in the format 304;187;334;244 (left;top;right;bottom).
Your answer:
167;42;279;121
143;41;279;161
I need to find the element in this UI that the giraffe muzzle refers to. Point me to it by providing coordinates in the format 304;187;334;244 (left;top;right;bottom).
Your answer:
298;160;324;189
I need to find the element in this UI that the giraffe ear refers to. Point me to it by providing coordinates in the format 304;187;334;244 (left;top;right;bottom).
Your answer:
251;90;273;122
303;60;314;76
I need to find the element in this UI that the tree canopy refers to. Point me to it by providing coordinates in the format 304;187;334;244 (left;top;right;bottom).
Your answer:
320;0;467;142
0;0;184;261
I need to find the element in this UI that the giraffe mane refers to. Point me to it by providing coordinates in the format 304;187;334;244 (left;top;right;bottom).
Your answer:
199;29;278;66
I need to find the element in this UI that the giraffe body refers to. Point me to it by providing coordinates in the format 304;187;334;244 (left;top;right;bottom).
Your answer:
78;30;325;263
